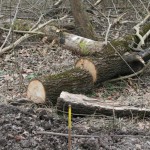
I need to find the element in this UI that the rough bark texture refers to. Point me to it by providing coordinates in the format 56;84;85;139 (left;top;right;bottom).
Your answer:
57;91;150;117
69;0;97;40
75;56;144;86
27;68;93;104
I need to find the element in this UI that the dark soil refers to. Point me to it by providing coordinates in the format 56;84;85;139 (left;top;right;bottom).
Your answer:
1;104;150;150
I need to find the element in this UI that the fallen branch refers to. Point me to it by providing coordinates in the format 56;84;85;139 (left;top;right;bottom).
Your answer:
36;131;150;138
57;91;150;117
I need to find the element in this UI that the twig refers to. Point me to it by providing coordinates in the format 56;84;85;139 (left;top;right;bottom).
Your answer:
111;0;118;16
105;10;112;44
112;13;126;25
0;0;21;50
53;0;63;8
36;131;150;138
94;0;103;6
87;0;107;20
127;0;142;20
138;29;150;49
138;0;149;14
133;13;150;48
36;131;99;138
30;14;43;31
134;26;145;46
0;15;67;55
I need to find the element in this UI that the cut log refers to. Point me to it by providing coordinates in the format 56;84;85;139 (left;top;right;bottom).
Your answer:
75;56;144;84
27;68;93;104
42;25;105;55
57;91;150;117
42;23;150;56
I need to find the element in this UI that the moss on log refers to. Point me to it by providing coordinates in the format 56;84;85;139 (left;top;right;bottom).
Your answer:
27;68;93;104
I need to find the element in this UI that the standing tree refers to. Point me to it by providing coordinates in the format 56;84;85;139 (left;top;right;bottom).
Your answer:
69;0;98;40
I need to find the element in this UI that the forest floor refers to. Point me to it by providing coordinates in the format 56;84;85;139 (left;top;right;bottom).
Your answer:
0;0;150;149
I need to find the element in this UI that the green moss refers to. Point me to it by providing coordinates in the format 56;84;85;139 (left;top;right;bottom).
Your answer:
79;40;90;55
44;68;82;81
105;40;127;56
140;23;150;36
103;35;136;58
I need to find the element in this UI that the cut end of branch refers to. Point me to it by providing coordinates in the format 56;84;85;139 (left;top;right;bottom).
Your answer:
75;58;97;82
27;80;46;103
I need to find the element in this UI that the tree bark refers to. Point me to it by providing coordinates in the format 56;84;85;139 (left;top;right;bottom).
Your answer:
75;53;147;85
27;49;150;104
42;23;150;56
27;68;93;104
69;0;97;40
57;91;150;117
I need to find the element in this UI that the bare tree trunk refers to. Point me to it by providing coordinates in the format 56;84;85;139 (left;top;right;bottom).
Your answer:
69;0;97;40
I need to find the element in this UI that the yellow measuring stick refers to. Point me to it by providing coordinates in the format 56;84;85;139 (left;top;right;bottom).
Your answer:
68;104;72;150
68;104;72;128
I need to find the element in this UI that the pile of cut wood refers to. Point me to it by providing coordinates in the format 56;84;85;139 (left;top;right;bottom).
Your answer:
27;15;150;117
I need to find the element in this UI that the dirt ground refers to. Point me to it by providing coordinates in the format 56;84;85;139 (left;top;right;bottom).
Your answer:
1;104;150;150
0;0;150;149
